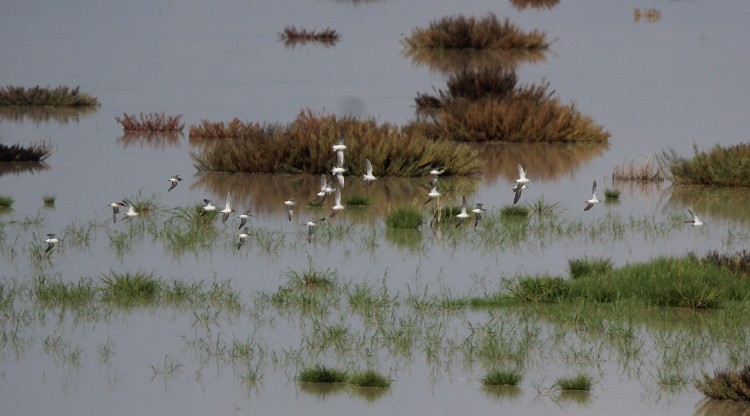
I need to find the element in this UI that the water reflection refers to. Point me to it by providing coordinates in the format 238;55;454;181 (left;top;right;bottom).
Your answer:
694;399;750;416
475;142;608;184
115;132;182;150
0;161;49;177
297;382;346;399
402;47;546;74
481;385;523;401
0;106;97;124
554;390;593;406
347;386;390;402
612;179;666;199
662;185;750;223
192;173;478;222
385;228;423;250
509;0;560;10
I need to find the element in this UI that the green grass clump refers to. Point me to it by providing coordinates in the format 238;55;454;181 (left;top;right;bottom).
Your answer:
409;69;610;143
507;275;569;302
101;271;162;304
554;374;593;391
298;365;348;383
568;256;613;279
664;143;750;186
343;194;370;206
125;191;163;215
42;195;56;206
0;142;52;162
695;365;750;402
481;370;522;386
348;370;391;388
0;85;99;107
385;207;423;229
190;110;482;176
34;275;96;305
0;195;14;208
500;205;529;218
402;13;548;50
287;265;337;288
604;188;620;200
115;113;184;132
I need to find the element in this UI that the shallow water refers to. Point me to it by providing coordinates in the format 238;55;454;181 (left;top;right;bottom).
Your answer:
2;0;750;415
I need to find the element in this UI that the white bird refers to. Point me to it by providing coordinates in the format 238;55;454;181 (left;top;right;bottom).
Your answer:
316;174;335;202
424;178;441;204
220;192;235;223
430;168;445;179
512;182;527;205
306;217;327;243
685;209;704;226
109;202;123;223
363;159;377;184
167;174;182;192
238;210;253;229
201;199;216;216
472;203;486;227
331;150;346;188
329;189;345;218
43;233;59;253
515;164;531;185
237;227;250;250
121;201;138;220
456;195;470;226
584;180;600;211
284;198;296;221
332;133;347;152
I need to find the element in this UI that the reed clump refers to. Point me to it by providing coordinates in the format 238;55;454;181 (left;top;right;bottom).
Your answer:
385;207;423;229
101;270;162;304
481;370;522;386
42;195;56;206
612;156;665;182
402;14;549;50
500;205;529;218
695;366;750;402
190;110;482;176
510;0;560;11
348;370;391;388
279;26;340;47
568;256;613;279
554;374;593;391
507;275;569;302
0;85;99;107
0;195;14;208
604;188;621;200
298;365;348;383
410;69;610;143
115;113;184;132
0;142;51;162
663;143;750;186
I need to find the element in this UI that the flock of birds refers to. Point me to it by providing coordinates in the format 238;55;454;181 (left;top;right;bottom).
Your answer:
41;135;704;254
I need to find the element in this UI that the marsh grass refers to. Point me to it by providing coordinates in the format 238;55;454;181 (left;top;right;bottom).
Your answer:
701;250;750;275
612;156;664;182
125;190;163;215
343;194;370;206
0;195;14;208
510;0;560;11
695;366;750;401
481;370;522;386
403;13;548;50
0;142;52;162
506;275;569;302
500;205;529;218
34;275;96;306
279;26;340;47
161;206;221;251
634;8;662;23
568;256;613;279
410;69;610;143
663;143;750;186
298;365;348;383
190;110;482;176
42;195;56;206
553;373;593;391
287;265;337;288
604;188;620;200
115;112;184;132
526;198;560;218
101;270;162;304
348;370;391;388
385;207;423;229
0;85;99;107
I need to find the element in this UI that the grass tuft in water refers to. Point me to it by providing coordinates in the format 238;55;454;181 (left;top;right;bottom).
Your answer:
348;370;391;388
506;275;569;302
568;256;613;279
481;370;523;386
287;264;337;288
278;26;340;47
101;270;162;304
554;374;593;391
700;250;750;275
298;365;348;383
343;194;370;206
0;142;52;162
0;85;99;107
612;156;664;182
500;205;529;218
604;188;620;200
0;195;14;208
695;365;750;402
125;190;163;215
42;195;56;206
34;275;96;306
385;207;423;229
115;112;184;132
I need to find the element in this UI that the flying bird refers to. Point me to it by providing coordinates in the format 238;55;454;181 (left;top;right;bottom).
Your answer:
167;174;182;192
363;159;377;184
456;195;470;226
121;201;139;220
429;168;445;180
331;149;346;188
316;174;335;202
238;210;253;229
515;164;531;185
332;133;347;152
220;192;235;223
284;198;296;221
43;233;59;253
109;202;123;223
306;217;326;243
583;180;600;211
685;209;704;226
472;203;486;227
512;182;527;205
201;199;216;216
237;227;250;250
329;188;345;219
424;178;441;205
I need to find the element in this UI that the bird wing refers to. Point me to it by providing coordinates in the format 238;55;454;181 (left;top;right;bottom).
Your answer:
518;164;526;179
592;180;598;197
365;159;373;175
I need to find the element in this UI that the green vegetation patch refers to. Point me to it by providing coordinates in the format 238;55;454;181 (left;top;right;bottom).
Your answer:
385;207;423;229
481;370;522;386
101;271;162;304
0;85;99;107
0;195;14;208
348;370;391;388
568;256;614;279
554;373;593;391
298;365;348;383
664;143;750;186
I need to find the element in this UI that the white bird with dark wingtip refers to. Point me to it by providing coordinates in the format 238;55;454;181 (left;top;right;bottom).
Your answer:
456;195;470;226
584;180;600;211
363;159;377;184
167;174;182;192
512;182;527;205
430;168;445;180
332;133;347;152
238;210;254;229
284;198;296;221
316;174;335;202
685;209;704;226
306;217;326;243
237;227;250;250
472;203;486;227
515;164;531;185
220;192;235;223
43;233;59;253
109;202;123;223
201;199;216;216
121;201;139;220
424;178;441;204
329;189;345;218
331;150;346;188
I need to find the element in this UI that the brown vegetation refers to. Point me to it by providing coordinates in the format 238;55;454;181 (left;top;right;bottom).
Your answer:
402;47;546;74
402;14;549;50
279;26;340;47
0;142;51;162
115;113;184;132
695;366;750;402
633;8;662;23
509;0;560;11
0;85;99;107
612;156;665;182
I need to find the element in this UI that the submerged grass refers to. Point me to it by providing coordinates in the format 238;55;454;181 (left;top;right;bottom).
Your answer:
664;143;750;186
0;142;52;162
115;112;184;132
695;365;750;402
0;85;99;107
190;110;482;176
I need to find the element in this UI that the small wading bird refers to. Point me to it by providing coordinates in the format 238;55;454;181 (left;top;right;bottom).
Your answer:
456;195;470;226
238;210;253;229
109;201;123;223
583;180;600;211
685;209;704;226
472;203;486;227
220;192;235;223
284;198;296;221
43;233;59;253
329;189;345;218
363;158;377;184
429;168;445;180
121;201;138;220
424;178;441;204
167;174;182;192
237;227;250;250
306;217;327;243
201;199;216;216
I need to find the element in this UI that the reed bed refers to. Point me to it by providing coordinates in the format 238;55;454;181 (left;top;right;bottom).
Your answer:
402;14;549;50
510;0;560;11
115;112;184;132
695;366;750;402
191;110;482;176
664;143;750;186
279;26;340;47
410;69;610;143
612;156;665;182
0;85;99;107
0;142;51;162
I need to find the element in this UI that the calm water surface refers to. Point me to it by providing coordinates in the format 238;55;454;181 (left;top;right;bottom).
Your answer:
2;0;750;415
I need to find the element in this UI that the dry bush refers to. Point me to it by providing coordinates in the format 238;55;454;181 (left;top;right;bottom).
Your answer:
510;0;560;11
0;85;99;107
115;113;184;132
403;13;549;50
0;142;51;162
279;26;340;47
633;8;662;23
612;156;665;182
695;366;750;402
190;110;482;176
402;45;546;74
